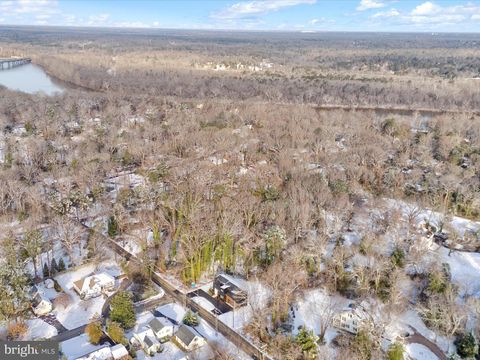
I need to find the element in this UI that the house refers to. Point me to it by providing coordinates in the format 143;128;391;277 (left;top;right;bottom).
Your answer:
32;293;53;316
332;303;372;334
213;274;247;307
75;344;128;360
132;329;161;356
110;344;129;360
75;345;112;360
148;317;174;342
73;273;115;299
173;324;206;352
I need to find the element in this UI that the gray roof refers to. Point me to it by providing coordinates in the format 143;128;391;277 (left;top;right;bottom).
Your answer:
144;336;156;348
32;293;43;307
175;325;197;346
149;318;166;333
29;285;39;298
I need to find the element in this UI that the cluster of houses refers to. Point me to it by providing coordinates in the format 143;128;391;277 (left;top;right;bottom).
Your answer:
132;316;206;356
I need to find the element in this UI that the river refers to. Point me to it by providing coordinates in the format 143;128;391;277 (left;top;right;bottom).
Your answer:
0;63;64;95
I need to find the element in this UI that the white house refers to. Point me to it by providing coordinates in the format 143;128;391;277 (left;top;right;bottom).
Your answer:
75;344;128;360
75;345;112;360
132;329;161;356
173;325;206;352
148;317;174;342
332;303;372;334
110;344;129;360
73;273;115;299
32;293;53;316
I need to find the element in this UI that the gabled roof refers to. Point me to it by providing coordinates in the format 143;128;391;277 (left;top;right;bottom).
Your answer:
144;336;156;348
149;317;170;333
32;293;49;308
175;325;198;347
74;273;115;293
28;285;39;298
110;344;128;359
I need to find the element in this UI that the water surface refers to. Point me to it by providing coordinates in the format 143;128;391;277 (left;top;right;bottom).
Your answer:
0;63;64;95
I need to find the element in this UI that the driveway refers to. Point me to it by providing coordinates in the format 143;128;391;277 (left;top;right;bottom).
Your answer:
406;327;447;360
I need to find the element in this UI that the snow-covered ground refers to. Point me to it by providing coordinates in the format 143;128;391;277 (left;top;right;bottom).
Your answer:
291;288;348;339
54;261;122;329
24;232;88;279
24;318;57;340
135;342;186;360
406;343;439;360
384;309;452;354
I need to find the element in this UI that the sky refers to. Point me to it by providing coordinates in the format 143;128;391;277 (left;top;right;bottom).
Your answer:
1;0;480;32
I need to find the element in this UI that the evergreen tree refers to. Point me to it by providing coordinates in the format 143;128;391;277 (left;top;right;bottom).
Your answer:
43;263;50;278
50;258;58;275
109;292;135;329
107;321;127;345
23;230;42;278
85;322;103;345
0;237;30;325
58;258;66;272
182;310;199;327
455;332;478;359
108;216;119;238
295;326;318;358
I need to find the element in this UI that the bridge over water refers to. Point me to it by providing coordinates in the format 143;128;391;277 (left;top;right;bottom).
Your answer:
0;57;31;70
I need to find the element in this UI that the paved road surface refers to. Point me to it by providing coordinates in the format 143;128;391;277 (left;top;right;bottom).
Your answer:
406;327;447;360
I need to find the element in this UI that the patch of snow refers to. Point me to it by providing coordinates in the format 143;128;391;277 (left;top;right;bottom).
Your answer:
406;343;439;360
24;318;57;340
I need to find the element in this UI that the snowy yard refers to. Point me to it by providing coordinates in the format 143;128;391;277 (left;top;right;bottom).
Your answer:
24;318;57;340
54;261;122;329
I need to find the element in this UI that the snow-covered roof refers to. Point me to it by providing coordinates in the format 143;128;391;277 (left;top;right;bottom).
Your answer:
74;273;114;293
75;345;112;360
110;344;128;360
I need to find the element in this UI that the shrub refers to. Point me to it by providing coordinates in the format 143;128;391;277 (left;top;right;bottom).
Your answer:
107;321;127;345
427;270;448;294
387;342;405;360
7;321;28;340
109;291;135;329
53;279;63;293
85;322;103;345
352;329;379;360
295;326;318;358
107;216;119;238
182;310;199;327
455;332;478;359
391;247;405;268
